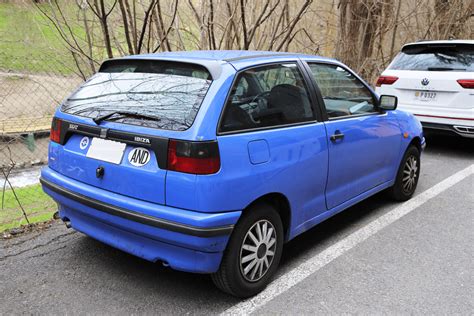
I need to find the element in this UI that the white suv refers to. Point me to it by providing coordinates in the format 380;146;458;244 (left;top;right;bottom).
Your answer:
375;40;473;138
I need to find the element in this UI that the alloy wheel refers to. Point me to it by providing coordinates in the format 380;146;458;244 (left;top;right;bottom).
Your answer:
239;220;277;282
402;155;418;193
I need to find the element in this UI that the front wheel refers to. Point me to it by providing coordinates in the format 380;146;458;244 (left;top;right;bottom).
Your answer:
388;145;421;201
211;203;284;298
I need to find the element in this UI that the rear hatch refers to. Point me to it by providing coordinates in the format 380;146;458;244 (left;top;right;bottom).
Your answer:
49;59;212;205
377;42;473;109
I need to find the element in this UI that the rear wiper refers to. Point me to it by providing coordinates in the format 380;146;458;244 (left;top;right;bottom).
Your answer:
93;111;161;124
427;67;466;71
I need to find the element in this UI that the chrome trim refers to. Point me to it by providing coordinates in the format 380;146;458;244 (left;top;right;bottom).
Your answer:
453;125;474;134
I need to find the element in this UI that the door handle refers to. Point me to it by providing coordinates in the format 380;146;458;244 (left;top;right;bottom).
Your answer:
330;131;345;142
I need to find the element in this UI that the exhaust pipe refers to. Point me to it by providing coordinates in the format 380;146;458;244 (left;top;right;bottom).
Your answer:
62;218;72;229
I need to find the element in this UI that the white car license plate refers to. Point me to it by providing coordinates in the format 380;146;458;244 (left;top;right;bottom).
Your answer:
86;138;126;164
415;91;437;101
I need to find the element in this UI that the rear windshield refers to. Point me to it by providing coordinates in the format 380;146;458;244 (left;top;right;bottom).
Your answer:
389;44;473;71
61;60;212;131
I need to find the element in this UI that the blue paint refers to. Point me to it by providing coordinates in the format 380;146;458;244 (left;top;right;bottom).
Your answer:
248;140;270;164
41;50;423;274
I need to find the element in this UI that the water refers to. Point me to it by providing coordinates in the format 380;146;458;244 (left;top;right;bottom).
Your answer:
0;166;41;188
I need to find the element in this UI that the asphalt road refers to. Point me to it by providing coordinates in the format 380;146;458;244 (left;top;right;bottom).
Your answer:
1;134;473;315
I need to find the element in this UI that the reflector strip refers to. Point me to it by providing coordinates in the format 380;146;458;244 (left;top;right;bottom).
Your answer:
414;113;474;121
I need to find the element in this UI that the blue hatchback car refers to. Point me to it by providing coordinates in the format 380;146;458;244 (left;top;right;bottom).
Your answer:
41;50;424;297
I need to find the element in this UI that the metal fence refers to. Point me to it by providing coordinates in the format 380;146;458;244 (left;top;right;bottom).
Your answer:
0;51;83;231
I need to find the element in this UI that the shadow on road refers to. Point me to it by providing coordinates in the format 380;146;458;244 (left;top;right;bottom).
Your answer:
281;132;473;271
69;190;391;308
423;132;474;157
53;132;473;308
281;191;389;269
71;234;241;307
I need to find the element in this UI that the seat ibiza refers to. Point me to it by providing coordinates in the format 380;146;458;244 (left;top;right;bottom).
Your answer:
41;51;424;297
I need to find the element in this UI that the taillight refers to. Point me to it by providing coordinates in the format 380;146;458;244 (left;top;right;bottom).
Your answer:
376;76;398;87
457;79;474;89
50;117;62;143
167;139;220;175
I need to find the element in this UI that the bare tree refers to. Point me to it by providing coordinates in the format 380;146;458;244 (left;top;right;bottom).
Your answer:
433;0;474;39
34;0;474;82
87;0;118;58
35;0;180;76
335;0;394;79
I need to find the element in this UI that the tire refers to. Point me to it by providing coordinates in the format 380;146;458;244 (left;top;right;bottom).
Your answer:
388;145;421;201
211;203;284;298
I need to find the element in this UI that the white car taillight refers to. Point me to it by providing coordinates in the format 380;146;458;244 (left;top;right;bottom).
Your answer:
456;79;474;89
376;76;398;87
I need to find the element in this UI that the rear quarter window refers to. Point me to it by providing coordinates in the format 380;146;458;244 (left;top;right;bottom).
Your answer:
62;60;212;131
389;44;474;71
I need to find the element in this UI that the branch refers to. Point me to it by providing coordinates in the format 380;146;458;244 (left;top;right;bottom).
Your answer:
240;0;249;49
137;0;159;53
247;0;281;45
118;0;135;54
1;152;29;225
152;0;179;53
275;0;313;51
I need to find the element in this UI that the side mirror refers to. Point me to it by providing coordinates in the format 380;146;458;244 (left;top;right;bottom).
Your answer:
379;95;398;111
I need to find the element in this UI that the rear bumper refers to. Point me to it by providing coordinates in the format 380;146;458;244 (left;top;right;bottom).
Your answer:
421;122;474;138
395;104;474;138
40;167;241;273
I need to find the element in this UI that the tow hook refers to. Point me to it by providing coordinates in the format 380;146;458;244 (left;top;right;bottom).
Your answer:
96;166;105;179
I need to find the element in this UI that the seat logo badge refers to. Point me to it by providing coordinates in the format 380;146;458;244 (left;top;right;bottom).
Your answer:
100;128;108;138
79;136;89;150
421;78;429;86
128;147;151;167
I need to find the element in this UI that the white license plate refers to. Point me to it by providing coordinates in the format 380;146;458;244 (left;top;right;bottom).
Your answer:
415;91;437;101
86;138;126;164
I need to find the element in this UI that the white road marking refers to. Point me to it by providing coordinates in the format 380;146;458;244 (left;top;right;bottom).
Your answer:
222;164;474;315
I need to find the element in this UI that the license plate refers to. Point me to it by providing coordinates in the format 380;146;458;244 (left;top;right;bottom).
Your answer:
86;138;126;164
415;91;437;101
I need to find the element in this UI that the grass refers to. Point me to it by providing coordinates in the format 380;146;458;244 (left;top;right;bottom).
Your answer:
0;184;57;232
0;2;78;74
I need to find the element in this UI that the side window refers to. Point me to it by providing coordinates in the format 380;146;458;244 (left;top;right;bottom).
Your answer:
220;63;315;133
231;76;250;101
308;63;376;118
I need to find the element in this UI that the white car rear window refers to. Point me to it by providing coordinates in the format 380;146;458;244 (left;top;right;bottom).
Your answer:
389;44;473;72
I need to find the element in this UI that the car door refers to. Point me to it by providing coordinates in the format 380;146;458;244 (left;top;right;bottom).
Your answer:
305;62;402;209
216;62;329;231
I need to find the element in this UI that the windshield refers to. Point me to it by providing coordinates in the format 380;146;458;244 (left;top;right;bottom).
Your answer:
62;60;212;131
389;44;473;71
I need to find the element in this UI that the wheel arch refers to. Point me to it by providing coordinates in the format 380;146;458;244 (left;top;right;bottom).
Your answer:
243;192;292;241
409;136;422;152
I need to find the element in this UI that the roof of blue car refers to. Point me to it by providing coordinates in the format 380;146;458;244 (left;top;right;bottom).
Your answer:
113;50;337;79
132;50;333;62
